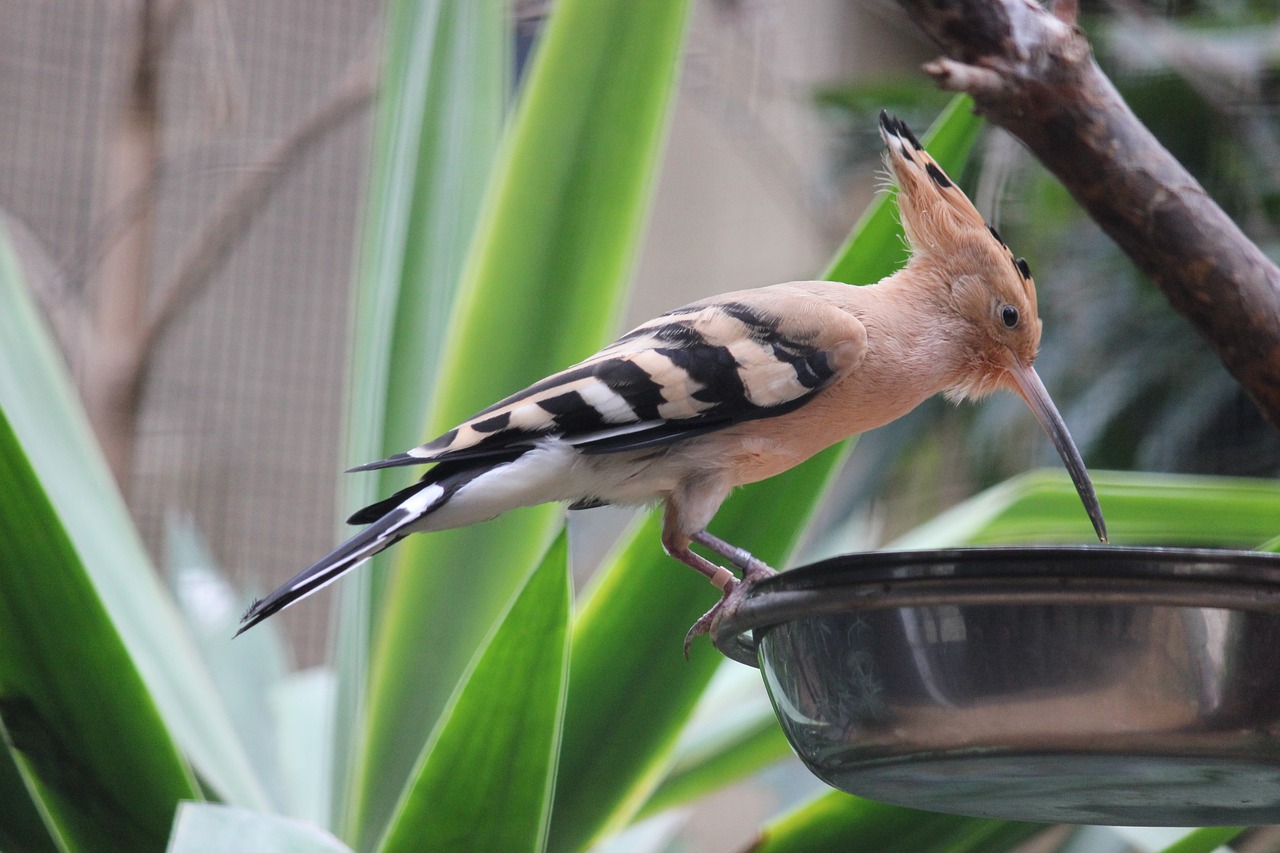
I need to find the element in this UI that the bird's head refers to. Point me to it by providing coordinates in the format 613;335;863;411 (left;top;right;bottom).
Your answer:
880;111;1107;542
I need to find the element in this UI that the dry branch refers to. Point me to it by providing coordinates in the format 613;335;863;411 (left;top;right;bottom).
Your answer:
893;0;1280;427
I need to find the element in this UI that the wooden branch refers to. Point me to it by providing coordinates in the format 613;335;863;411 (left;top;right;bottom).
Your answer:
893;0;1280;428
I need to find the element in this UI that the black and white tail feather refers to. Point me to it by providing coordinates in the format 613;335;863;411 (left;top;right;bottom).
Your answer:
236;452;534;635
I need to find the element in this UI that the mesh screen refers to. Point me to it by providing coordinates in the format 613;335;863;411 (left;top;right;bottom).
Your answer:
0;1;381;665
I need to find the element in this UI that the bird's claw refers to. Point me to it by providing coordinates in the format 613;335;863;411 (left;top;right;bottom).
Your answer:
684;580;737;659
682;560;778;659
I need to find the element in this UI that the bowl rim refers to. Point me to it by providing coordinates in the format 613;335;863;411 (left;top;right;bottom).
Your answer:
710;545;1280;667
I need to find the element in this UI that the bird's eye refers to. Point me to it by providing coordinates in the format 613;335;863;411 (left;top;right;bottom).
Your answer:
1000;305;1019;328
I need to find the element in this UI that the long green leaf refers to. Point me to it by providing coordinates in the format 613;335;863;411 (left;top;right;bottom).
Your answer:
333;0;507;833
0;406;197;849
167;516;291;810
353;1;691;845
376;535;570;853
1156;826;1244;853
548;98;983;852
750;791;1043;853
0;739;54;853
166;803;355;853
636;667;792;820
0;227;268;811
269;669;337;828
891;469;1280;549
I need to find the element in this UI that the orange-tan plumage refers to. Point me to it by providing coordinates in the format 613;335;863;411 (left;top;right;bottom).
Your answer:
238;111;1105;644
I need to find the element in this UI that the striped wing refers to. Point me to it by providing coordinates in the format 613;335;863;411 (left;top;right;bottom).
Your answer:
352;285;865;471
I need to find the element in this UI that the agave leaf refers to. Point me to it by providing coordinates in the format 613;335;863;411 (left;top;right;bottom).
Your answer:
548;97;983;852
749;791;1043;853
269;669;337;828
166;803;355;853
332;0;507;832
352;1;691;845
375;535;570;853
890;470;1280;549
0;225;266;815
1154;826;1243;853
0;405;197;849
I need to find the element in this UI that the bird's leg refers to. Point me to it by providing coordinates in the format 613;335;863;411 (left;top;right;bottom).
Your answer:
661;517;738;657
661;522;736;592
690;530;777;583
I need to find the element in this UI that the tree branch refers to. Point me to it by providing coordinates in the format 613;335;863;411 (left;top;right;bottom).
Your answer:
893;0;1280;428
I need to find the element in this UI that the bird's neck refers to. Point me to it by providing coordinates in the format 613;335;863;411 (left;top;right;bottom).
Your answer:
846;265;972;418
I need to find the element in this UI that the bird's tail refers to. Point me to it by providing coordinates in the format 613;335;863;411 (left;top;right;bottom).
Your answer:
235;480;437;636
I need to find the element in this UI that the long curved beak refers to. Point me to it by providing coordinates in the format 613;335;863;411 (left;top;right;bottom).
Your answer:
1007;360;1108;543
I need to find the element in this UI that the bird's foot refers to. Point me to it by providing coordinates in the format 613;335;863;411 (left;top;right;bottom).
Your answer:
673;531;779;657
684;580;737;659
681;553;778;659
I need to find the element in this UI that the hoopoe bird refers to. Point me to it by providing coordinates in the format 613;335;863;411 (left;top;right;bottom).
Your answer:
238;111;1107;642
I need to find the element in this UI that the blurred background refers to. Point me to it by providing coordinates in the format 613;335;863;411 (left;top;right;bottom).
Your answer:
3;1;1280;848
0;0;937;667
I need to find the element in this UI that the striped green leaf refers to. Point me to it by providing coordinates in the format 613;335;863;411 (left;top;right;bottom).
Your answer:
166;803;355;853
750;791;1043;853
0;225;268;826
375;535;570;853
0;384;197;850
333;0;507;834
1156;826;1244;853
351;1;692;846
548;97;984;852
892;469;1280;549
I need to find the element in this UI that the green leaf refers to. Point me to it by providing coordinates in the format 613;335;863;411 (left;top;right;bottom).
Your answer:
1156;826;1244;853
750;791;1043;853
891;469;1280;549
0;227;267;812
375;535;570;853
269;669;337;829
637;667;792;819
353;1;691;845
166;803;355;853
167;516;290;810
333;0;507;834
0;406;197;849
0;725;56;852
344;0;508;478
547;96;983;852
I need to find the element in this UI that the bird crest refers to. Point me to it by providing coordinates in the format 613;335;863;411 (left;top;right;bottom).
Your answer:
879;111;1042;399
878;111;1038;316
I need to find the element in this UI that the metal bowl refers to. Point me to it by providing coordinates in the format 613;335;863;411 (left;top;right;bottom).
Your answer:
711;546;1280;825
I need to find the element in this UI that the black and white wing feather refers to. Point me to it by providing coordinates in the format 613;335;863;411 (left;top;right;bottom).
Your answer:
351;284;866;475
